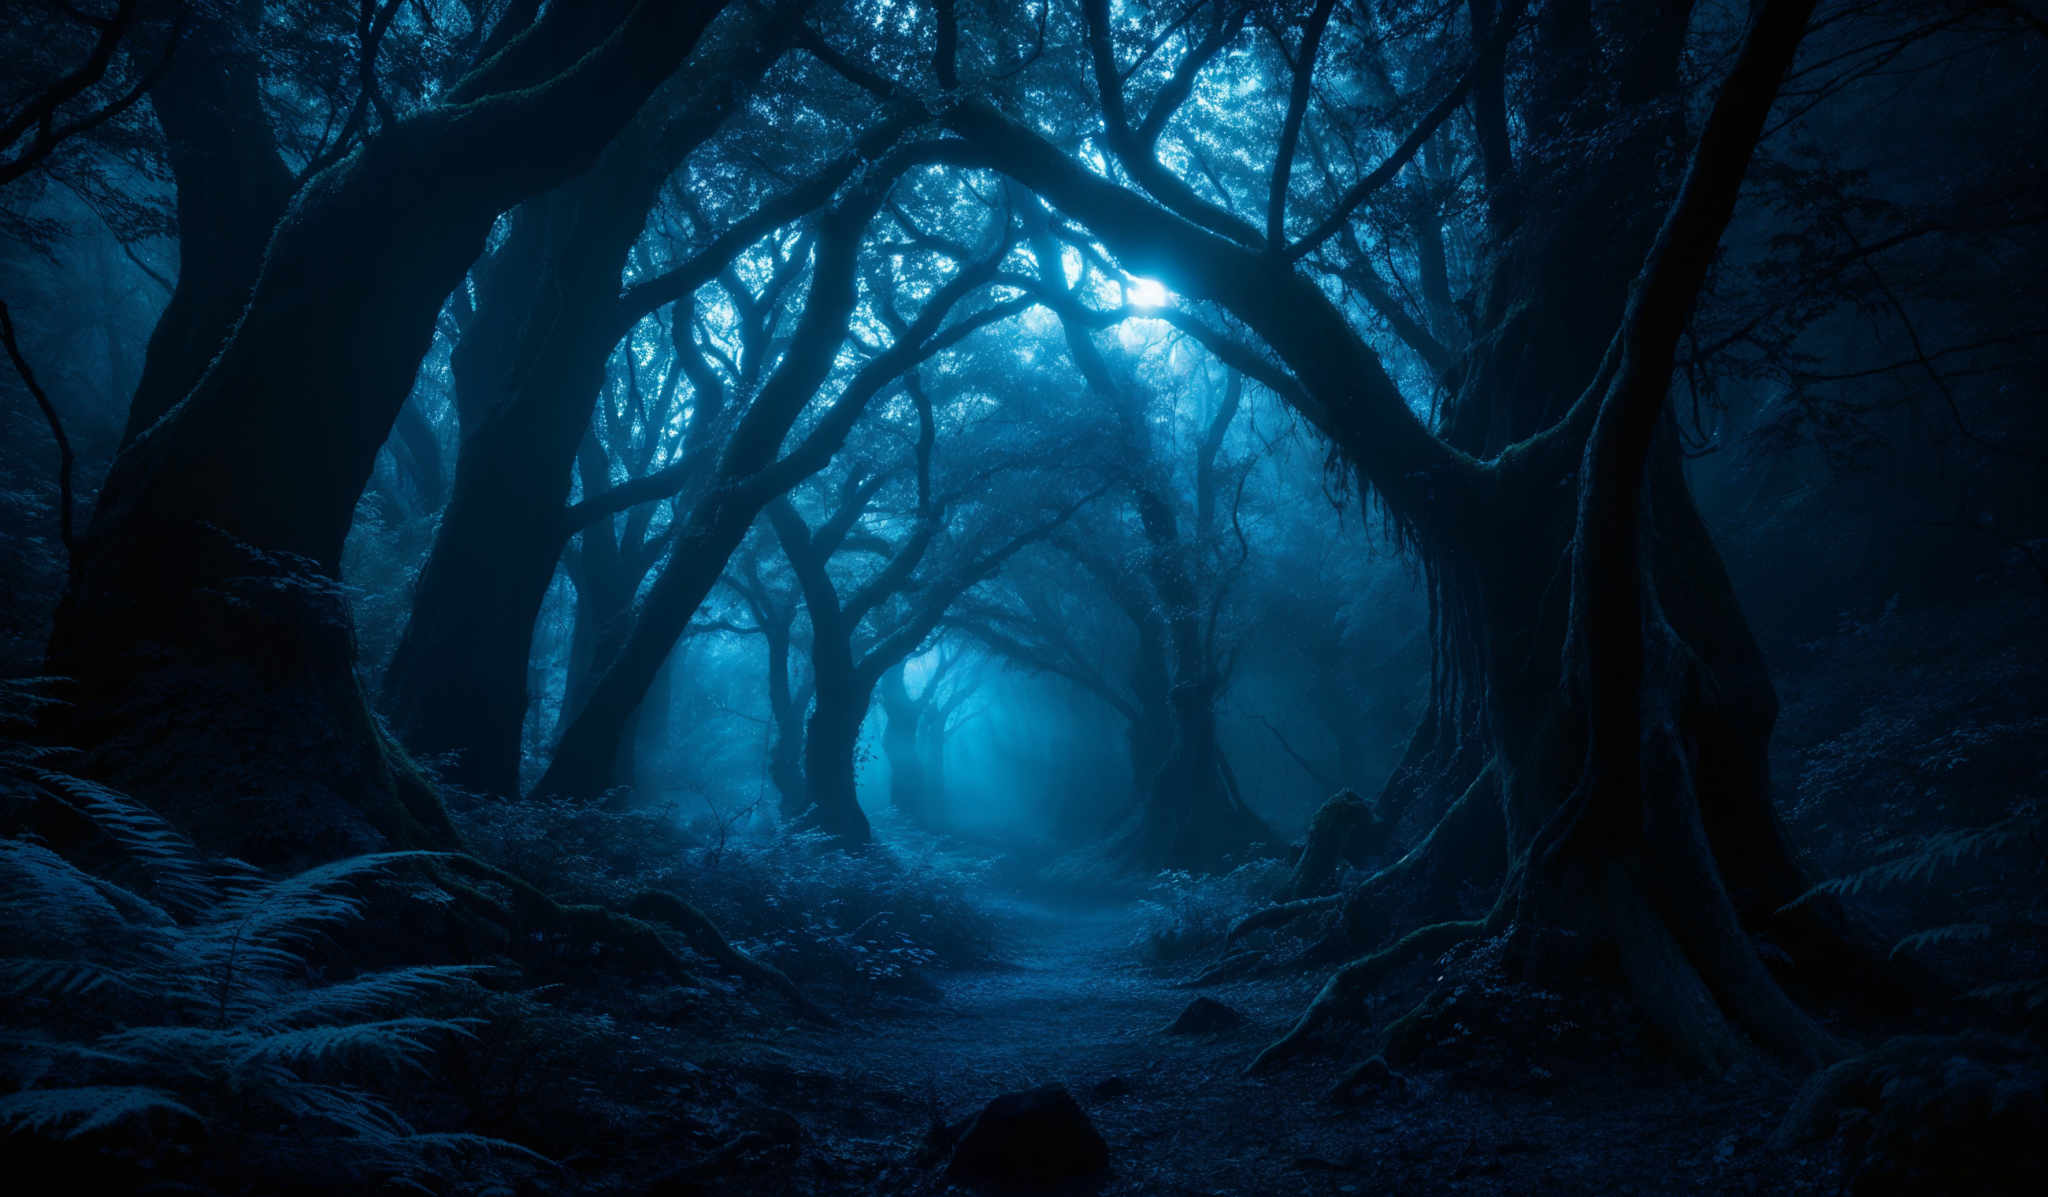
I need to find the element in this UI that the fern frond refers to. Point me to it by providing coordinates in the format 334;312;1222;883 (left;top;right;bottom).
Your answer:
399;1131;555;1165
231;1017;471;1075
0;677;70;726
248;966;484;1031
1782;814;2040;912
0;1031;144;1077
0;1086;199;1138
213;851;441;948
262;1080;418;1139
0;839;173;951
1891;923;1995;957
0;956;151;1000
32;770;216;914
1970;978;2048;1012
3;742;71;766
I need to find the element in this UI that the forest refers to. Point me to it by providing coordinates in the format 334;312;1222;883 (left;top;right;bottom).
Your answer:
1;0;2043;1192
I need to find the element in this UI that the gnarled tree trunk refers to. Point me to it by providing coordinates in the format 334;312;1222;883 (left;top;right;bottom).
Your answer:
947;0;1889;1071
46;1;730;867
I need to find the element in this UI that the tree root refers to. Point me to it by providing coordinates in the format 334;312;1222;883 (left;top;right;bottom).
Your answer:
1300;760;1502;968
1278;790;1378;901
1184;948;1268;988
626;891;832;1025
430;855;831;1025
1247;915;1495;1076
1225;893;1342;947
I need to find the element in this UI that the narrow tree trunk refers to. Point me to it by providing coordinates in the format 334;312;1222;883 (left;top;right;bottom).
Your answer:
799;671;875;845
1125;615;1174;800
1117;673;1270;872
535;156;979;799
879;665;930;823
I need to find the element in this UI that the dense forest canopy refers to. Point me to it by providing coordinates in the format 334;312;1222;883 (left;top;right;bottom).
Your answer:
1;1;2043;1193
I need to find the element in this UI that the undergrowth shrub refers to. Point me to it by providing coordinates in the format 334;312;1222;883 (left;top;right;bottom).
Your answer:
1779;594;2047;884
0;680;538;1193
451;787;999;1002
692;822;999;998
1133;858;1292;962
1784;802;2047;1026
1776;1032;2048;1195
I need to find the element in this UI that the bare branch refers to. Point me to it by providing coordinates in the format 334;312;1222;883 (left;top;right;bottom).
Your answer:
0;299;76;553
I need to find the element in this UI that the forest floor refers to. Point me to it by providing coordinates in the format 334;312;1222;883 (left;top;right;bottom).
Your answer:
672;895;1847;1196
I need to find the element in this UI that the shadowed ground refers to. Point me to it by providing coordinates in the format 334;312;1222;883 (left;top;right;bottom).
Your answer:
713;896;1839;1195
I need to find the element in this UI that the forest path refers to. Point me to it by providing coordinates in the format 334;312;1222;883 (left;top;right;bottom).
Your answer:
759;896;1812;1195
787;895;1314;1118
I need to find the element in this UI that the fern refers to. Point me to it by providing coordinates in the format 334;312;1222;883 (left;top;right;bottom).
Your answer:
1784;805;2046;1016
1787;816;2036;905
0;956;151;1000
1970;978;2048;1013
248;965;484;1030
1890;922;1995;958
0;682;540;1192
0;1085;199;1138
30;769;217;915
231;1017;471;1074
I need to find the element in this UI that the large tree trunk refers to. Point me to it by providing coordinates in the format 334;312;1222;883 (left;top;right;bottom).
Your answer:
378;171;632;797
1125;613;1174;806
1111;464;1268;872
1244;0;1875;1075
121;4;294;447
955;0;1879;1071
1116;670;1271;873
382;23;784;793
45;2;730;867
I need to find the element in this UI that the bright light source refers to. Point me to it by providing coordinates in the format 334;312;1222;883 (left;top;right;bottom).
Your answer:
1125;276;1169;309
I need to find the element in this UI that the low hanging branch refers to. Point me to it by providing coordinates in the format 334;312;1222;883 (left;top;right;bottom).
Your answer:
0;300;75;554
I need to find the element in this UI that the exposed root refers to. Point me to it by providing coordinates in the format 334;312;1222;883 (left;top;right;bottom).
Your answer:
1185;950;1257;988
1278;790;1379;901
431;855;831;1024
1247;915;1494;1076
1224;892;1342;947
1302;760;1502;967
627;890;833;1024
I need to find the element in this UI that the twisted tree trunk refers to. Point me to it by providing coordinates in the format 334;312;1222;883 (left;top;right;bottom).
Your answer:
949;0;1888;1071
121;3;293;447
47;1;731;867
381;20;786;795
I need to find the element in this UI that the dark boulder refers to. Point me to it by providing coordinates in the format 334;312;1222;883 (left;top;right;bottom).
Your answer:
1163;996;1243;1034
946;1084;1110;1185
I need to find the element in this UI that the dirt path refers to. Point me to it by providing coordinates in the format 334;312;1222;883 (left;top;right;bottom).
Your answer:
732;897;1829;1195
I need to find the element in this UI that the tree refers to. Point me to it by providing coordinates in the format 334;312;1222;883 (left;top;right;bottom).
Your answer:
875;641;978;826
531;159;1028;802
761;360;1099;845
46;0;736;867
379;26;920;796
1028;248;1271;871
798;0;1885;1070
